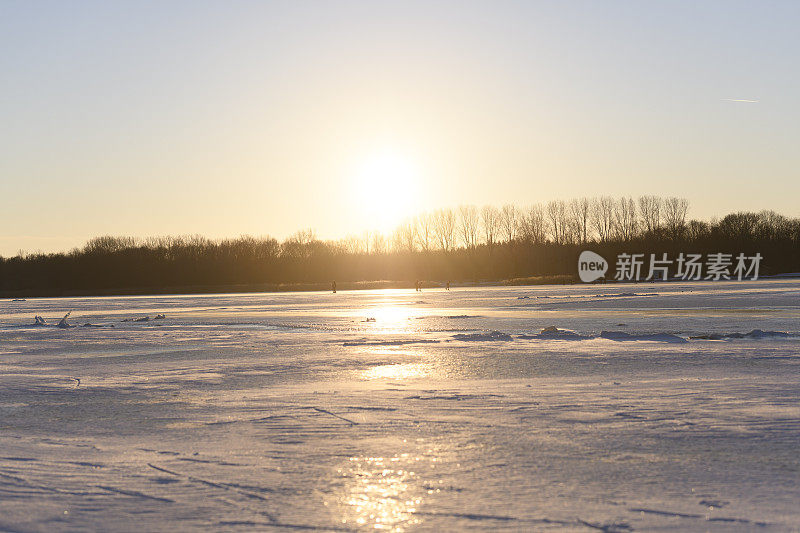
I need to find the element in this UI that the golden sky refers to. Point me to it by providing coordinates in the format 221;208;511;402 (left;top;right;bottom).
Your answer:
1;1;798;255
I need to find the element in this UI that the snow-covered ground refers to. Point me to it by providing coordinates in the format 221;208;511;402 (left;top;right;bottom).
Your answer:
1;280;799;532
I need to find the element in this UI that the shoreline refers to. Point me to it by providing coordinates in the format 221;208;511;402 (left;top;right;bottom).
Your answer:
0;275;575;299
3;273;799;299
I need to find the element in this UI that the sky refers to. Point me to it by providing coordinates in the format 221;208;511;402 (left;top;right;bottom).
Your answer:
1;0;799;256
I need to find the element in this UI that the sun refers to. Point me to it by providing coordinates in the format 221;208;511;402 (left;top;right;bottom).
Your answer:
352;148;420;233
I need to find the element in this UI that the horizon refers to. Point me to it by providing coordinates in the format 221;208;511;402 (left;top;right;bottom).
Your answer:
6;194;799;258
3;1;800;256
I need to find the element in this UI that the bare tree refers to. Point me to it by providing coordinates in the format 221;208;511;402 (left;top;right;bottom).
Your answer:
291;229;316;245
84;235;138;254
371;232;387;254
391;219;418;253
568;197;591;243
638;195;662;234
519;204;547;244
360;230;373;255
481;205;500;245
341;235;362;255
686;219;710;241
756;210;791;241
499;204;519;243
716;212;760;240
546;200;569;244
663;197;689;236
434;208;456;251
458;205;480;248
613;197;638;241
416;213;434;252
591;197;615;242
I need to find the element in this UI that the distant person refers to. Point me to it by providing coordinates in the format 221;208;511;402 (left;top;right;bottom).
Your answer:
331;281;337;293
415;280;420;292
446;281;450;290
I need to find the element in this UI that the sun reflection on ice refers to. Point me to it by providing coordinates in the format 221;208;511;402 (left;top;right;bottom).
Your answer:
336;453;428;531
362;363;429;381
364;305;416;334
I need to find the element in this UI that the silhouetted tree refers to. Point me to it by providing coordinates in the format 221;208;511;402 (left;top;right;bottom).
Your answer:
481;205;500;245
500;204;519;243
3;196;799;297
663;197;689;237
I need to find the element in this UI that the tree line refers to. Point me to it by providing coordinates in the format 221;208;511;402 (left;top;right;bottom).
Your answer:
2;196;799;296
384;196;692;251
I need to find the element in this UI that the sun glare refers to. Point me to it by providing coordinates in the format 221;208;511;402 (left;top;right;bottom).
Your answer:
353;149;420;233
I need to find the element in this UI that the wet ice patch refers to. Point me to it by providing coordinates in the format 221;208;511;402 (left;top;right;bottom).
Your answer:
593;292;658;298
343;339;440;347
414;314;480;320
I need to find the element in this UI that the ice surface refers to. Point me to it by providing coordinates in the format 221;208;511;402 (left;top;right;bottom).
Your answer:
452;330;514;342
598;330;689;343
1;279;800;531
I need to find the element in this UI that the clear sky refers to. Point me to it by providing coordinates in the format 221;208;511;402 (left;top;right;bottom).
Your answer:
1;1;799;256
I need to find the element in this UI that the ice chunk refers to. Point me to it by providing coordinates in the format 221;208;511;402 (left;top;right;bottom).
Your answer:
600;330;687;343
519;326;591;340
452;331;513;341
690;329;796;340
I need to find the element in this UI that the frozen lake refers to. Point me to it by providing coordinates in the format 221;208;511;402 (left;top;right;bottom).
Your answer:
1;280;799;531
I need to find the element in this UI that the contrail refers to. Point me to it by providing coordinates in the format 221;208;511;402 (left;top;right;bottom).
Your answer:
722;98;759;103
